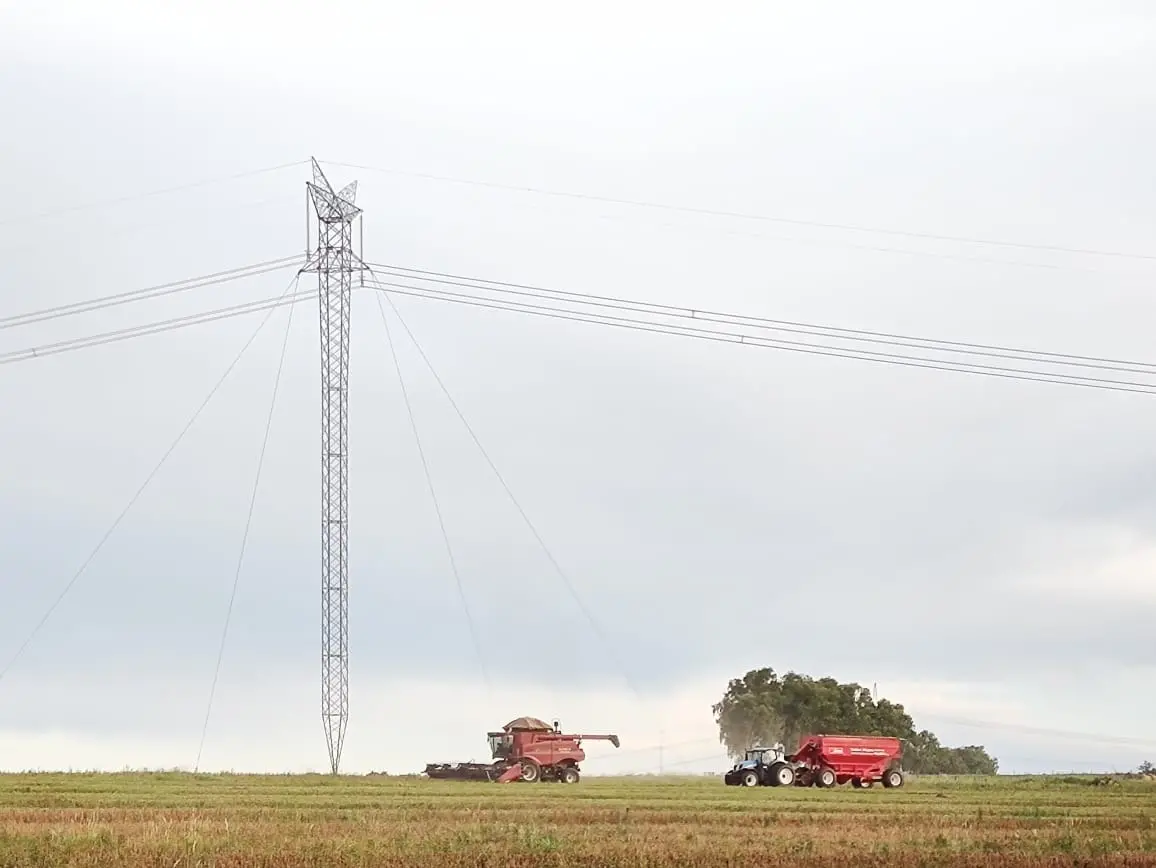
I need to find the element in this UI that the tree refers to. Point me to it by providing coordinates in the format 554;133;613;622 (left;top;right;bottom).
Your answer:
710;668;785;755
712;667;998;775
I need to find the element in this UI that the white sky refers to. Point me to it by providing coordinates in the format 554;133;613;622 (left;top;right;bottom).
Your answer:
0;0;1154;776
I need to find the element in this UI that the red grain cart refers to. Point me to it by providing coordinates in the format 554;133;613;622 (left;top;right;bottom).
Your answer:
790;734;904;789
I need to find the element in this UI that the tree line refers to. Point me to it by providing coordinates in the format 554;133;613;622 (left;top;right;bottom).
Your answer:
712;667;999;775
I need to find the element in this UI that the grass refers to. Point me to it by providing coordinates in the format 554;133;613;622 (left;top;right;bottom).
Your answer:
0;772;1153;866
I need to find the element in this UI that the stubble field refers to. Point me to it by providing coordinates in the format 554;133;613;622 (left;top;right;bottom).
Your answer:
0;772;1153;867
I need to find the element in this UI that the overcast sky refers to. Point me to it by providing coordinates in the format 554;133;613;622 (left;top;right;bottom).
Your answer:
0;0;1154;776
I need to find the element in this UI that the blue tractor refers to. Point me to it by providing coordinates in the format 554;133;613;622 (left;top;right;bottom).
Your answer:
723;745;796;787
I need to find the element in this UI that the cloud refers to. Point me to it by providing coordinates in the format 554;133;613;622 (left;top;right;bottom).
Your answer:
1;0;1155;774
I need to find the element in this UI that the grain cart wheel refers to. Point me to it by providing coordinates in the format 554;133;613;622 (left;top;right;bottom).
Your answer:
882;769;904;789
770;763;795;787
816;767;837;788
519;759;541;783
741;769;760;787
561;766;580;784
852;778;873;789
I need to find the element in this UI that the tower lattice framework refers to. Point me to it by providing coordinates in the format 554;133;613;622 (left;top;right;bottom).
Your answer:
303;158;362;775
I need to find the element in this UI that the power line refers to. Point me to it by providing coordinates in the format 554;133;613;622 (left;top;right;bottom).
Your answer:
366;279;1154;389
7;265;1154;396
362;279;1156;397
195;285;299;772
0;288;314;367
4;266;1151;399
6;263;1155;397
918;713;1156;750
564;208;1134;278
0;272;303;684
368;263;1156;375
1;160;308;228
373;289;492;696
0;255;305;332
367;269;651;706
325;159;1156;262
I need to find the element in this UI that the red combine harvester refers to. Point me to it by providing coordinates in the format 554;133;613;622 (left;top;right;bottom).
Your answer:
425;716;620;784
724;734;904;789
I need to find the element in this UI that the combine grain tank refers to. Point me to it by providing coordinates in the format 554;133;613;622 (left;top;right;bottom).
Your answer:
790;734;904;789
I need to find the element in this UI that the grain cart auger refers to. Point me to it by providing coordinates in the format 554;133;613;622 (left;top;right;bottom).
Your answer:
424;716;620;784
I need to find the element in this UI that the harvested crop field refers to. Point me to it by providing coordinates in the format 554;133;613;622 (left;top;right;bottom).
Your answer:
0;772;1153;866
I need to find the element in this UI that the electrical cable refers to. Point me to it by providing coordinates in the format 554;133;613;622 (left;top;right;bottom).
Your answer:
7;258;1156;396
1;160;308;228
586;713;1156;772
588;736;720;761
0;289;315;367
917;713;1156;750
372;289;493;696
364;280;1156;397
0;255;305;331
0;194;301;258
559;207;1132;277
0;270;305;685
374;277;1155;389
194;280;299;772
365;267;651;705
325;159;1156;262
368;263;1156;375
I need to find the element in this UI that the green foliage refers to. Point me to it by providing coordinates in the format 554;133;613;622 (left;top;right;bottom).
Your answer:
711;667;999;775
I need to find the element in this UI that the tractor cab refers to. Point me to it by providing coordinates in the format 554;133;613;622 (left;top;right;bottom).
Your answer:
735;745;785;770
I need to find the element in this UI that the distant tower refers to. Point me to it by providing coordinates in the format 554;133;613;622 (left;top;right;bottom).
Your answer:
303;158;363;774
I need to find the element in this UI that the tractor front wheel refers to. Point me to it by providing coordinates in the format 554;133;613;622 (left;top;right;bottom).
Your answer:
740;769;760;787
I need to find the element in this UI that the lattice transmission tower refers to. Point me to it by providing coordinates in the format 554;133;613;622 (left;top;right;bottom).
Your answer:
302;158;364;774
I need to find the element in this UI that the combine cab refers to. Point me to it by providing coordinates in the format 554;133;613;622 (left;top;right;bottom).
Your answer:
425;716;620;784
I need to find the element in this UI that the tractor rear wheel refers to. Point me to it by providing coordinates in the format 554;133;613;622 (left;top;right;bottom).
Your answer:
770;762;795;787
817;767;837;788
561;766;580;784
740;769;760;787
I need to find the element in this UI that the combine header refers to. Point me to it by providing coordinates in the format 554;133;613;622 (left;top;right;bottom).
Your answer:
425;716;620;784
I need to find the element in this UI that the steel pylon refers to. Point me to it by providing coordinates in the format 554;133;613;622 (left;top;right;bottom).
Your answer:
302;158;363;774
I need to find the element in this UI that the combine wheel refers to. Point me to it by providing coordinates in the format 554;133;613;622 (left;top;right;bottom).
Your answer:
561;766;580;784
740;769;760;787
519;759;541;783
882;769;904;789
770;762;795;787
816;767;837;789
